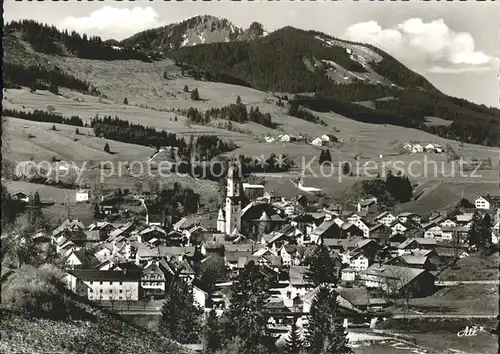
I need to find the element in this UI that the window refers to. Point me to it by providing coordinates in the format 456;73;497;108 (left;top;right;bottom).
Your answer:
100;289;103;293
100;281;103;285
110;281;113;285
90;281;93;285
109;289;113;293
119;296;123;300
119;290;123;293
119;282;123;285
89;289;93;293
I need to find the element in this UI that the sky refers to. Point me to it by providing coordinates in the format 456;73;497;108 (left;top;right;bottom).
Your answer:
4;1;499;108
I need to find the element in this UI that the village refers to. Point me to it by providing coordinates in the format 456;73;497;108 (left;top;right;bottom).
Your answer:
9;161;498;350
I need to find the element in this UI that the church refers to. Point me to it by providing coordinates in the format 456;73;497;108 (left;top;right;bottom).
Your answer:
217;162;286;240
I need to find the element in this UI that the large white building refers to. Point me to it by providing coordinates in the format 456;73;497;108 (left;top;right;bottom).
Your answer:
66;269;142;301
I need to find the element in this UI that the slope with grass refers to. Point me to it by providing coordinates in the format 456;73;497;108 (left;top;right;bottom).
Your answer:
0;264;191;354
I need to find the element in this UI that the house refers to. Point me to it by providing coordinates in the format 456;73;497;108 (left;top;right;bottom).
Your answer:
362;265;435;297
311;137;323;147
139;225;167;243
341;268;356;282
387;255;437;271
346;252;370;272
357;197;378;214
411;144;423;153
88;221;116;240
65;249;99;269
310;221;341;243
390;221;408;235
193;285;209;309
280;134;291;142
369;224;393;243
374;212;397;227
94;243;114;262
440;219;457;228
11;191;30;203
475;195;500;210
75;189;90;203
265;136;275;143
423;223;442;239
141;261;167;299
242;183;265;199
278;244;301;266
397;212;421;224
66;269;142;301
397;238;437;255
424;143;435;152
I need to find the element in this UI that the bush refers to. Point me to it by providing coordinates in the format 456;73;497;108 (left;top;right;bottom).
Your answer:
1;264;71;319
183;85;189;93
123;97;128;105
104;142;110;153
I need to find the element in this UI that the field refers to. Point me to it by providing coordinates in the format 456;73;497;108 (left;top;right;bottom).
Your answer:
407;284;499;315
438;252;500;281
3;53;499;210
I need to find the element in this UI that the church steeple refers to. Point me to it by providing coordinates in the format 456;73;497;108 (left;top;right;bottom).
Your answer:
225;161;242;234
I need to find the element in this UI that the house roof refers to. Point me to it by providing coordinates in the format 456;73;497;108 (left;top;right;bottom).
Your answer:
67;250;99;267
69;269;143;281
400;255;428;265
364;265;426;284
374;212;394;220
135;244;195;259
226;251;252;263
84;230;100;241
358;197;377;207
335;287;370;307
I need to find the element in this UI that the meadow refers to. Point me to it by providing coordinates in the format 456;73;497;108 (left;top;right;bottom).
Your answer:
2;54;499;213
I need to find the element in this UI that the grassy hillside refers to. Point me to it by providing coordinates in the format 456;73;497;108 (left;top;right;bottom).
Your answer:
167;27;500;147
0;265;190;354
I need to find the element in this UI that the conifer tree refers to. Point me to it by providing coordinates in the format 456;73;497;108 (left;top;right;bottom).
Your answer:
93;203;102;220
123;97;128;105
306;245;338;286
236;95;242;104
75;128;80;135
51;124;57;131
324;149;332;163
104;142;110;153
305;287;352;354
29;191;45;230
467;212;492;250
184;85;189;92
191;88;200;101
203;309;223;353
319;150;326;165
161;279;203;344
221;261;271;352
284;318;303;354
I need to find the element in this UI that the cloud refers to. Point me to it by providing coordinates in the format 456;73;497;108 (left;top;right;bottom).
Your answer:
60;6;165;40
344;18;495;73
428;65;495;74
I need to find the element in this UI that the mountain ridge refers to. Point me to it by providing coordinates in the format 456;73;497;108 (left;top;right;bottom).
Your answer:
120;15;269;51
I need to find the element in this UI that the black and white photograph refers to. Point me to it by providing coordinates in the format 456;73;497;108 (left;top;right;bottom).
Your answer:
1;1;499;353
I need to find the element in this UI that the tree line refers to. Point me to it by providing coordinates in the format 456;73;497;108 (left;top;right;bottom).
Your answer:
6;20;160;62
91;115;180;149
3;62;100;96
183;101;277;129
3;108;84;126
145;182;200;217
